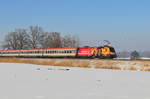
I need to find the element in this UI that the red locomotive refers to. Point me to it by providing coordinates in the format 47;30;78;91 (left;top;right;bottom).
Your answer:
0;45;116;59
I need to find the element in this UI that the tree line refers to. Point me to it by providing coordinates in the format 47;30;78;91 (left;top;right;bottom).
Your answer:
117;50;150;59
2;26;80;50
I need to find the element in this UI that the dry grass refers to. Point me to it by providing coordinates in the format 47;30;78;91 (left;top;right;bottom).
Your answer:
0;58;150;71
127;66;137;71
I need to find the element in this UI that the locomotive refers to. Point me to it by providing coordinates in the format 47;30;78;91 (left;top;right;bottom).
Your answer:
0;45;117;59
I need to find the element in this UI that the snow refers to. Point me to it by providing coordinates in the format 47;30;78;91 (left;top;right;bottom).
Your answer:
0;63;150;99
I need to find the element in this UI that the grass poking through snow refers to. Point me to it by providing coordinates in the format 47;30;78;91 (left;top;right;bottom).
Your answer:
0;58;150;71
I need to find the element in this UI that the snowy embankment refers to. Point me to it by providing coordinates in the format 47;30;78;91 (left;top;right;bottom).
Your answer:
0;58;150;71
0;63;150;99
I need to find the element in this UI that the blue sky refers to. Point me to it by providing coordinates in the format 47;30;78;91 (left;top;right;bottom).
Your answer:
0;0;150;51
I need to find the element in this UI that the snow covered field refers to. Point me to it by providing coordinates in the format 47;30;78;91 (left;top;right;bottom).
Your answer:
0;63;150;99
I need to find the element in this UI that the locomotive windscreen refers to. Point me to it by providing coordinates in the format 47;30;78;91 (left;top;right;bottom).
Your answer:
110;47;115;52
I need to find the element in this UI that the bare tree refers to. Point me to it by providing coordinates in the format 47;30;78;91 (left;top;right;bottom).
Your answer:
45;32;62;48
130;50;140;60
2;29;29;50
50;32;62;48
28;26;44;49
38;32;49;48
2;26;80;49
62;35;80;48
16;29;29;49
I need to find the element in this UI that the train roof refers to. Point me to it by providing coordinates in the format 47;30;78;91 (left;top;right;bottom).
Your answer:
0;47;77;52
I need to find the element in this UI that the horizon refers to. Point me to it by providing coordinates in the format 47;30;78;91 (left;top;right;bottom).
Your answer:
0;0;150;52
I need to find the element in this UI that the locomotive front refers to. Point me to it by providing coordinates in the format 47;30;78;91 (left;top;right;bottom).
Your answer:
77;45;117;59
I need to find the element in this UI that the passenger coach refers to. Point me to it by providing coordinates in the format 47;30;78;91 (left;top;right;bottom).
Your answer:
0;45;117;59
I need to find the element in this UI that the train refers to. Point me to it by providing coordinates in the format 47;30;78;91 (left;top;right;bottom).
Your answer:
0;45;117;59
